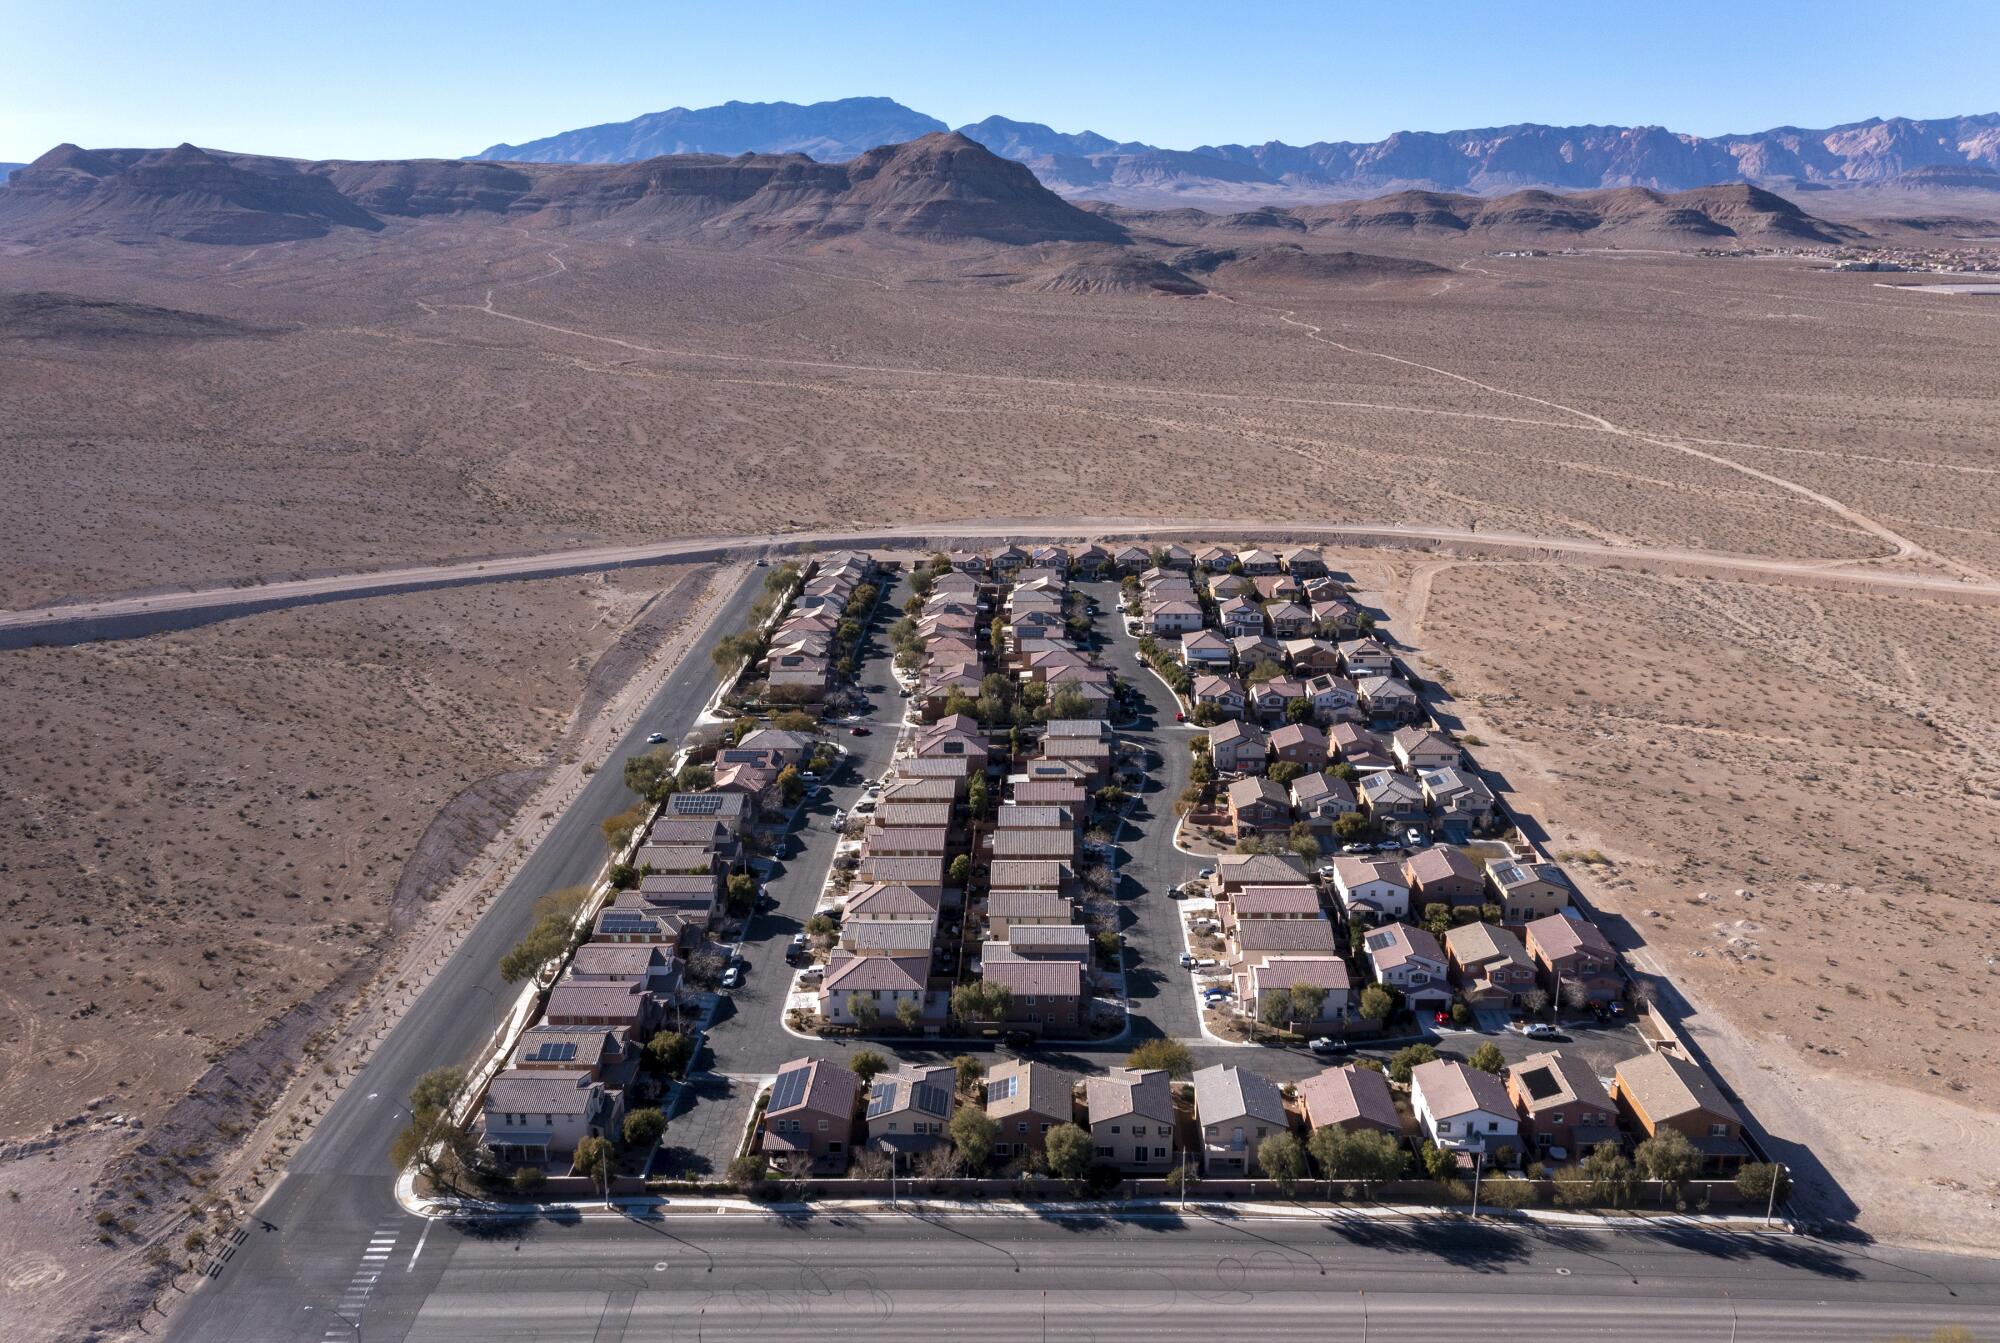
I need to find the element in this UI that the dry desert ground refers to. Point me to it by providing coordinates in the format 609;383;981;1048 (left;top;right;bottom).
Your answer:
1;216;1997;1326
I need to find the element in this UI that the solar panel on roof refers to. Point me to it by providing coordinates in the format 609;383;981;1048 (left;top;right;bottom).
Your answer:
913;1082;951;1117
1520;1067;1562;1101
865;1083;900;1118
673;794;724;814
985;1076;1019;1104
527;1041;579;1063
769;1066;810;1112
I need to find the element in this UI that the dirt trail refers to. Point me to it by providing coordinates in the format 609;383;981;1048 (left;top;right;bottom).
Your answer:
1256;305;1993;585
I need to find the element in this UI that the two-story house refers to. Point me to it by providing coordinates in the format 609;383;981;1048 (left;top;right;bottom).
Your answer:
1362;922;1451;1015
1085;1067;1178;1172
1411;1059;1520;1157
1192;1065;1290;1176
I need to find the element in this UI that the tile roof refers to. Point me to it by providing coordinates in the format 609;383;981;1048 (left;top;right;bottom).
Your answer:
1412;1058;1514;1120
483;1068;600;1114
1230;885;1323;916
1297;1065;1400;1132
821;953;928;994
1508;1050;1613;1114
985;1059;1074;1121
1192;1064;1289;1128
1086;1067;1173;1124
1614;1051;1742;1127
982;958;1084;997
768;1056;860;1119
1525;911;1614;960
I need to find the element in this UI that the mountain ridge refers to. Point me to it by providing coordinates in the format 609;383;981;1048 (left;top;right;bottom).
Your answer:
467;97;2000;201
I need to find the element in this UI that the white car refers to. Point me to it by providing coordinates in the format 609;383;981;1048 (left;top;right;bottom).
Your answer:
645;732;668;744
720;966;744;989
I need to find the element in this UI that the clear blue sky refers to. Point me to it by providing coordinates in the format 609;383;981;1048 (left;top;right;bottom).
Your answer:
5;0;1997;162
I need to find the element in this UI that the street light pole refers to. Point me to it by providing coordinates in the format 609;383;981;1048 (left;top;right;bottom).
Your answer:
1471;1148;1483;1216
1764;1162;1788;1228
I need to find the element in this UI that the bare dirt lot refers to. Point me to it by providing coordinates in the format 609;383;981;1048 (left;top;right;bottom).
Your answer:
0;215;1996;1292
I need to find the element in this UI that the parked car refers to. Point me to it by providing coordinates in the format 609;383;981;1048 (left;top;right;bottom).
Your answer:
1434;1010;1451;1025
1175;711;1186;722
1308;1037;1351;1056
1198;867;1215;880
1178;952;1198;968
645;732;668;744
1340;842;1375;855
850;725;871;736
1000;1029;1035;1049
721;965;744;989
1404;827;1428;848
1524;1022;1561;1040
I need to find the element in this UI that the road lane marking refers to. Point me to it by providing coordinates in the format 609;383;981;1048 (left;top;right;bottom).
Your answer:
407;1218;433;1271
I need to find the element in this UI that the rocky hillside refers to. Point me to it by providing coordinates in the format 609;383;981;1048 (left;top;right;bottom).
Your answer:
0;133;1124;247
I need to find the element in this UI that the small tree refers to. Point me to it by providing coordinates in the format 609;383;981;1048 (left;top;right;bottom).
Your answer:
847;994;881;1031
1635;1127;1702;1205
1523;988;1550;1019
1285;697;1313;725
1555;1141;1639;1208
1333;812;1371;843
1258;991;1295;1038
1735;1162;1790;1207
645;1031;693;1077
1125;1038;1193;1079
1467;1042;1506;1075
1310;1125;1407;1194
849;1049;891;1083
777;765;804;806
622;1108;667;1150
949;1107;999;1172
1044;1123;1094;1190
1268;760;1305;786
1389;1043;1438;1085
895;998;923;1032
574;1135;615;1202
953;1055;986;1092
1290;982;1327;1027
725;872;757;916
1483;1176;1538;1210
966;775;990;816
410;1067;466;1115
1358;984;1393;1023
728;1153;768;1191
1258;1132;1307;1195
1420;1140;1460;1184
948;854;972;886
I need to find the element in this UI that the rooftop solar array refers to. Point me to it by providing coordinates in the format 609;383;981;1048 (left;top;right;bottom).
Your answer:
525;1041;579;1063
600;912;659;934
769;1065;810;1113
865;1082;901;1118
986;1075;1019;1104
913;1082;952;1117
1520;1066;1562;1101
671;793;724;814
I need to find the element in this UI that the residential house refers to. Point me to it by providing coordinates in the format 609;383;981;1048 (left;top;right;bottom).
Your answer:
1148;600;1204;637
1248;676;1300;725
1507;1051;1619;1162
1215;850;1312;896
1085;1067;1178;1172
1070;544;1112;577
980;958;1085;1036
1328;723;1393;771
1230;634;1282;669
1226;775;1292;836
566;945;675;991
1311;597;1365;640
1358;771;1428;833
1392;727;1460;774
762;1057;859;1168
1030;544;1070;573
1411;1059;1520;1156
1282;639;1343;676
987;922;1091;964
660;789;748;832
1284;547;1330;578
1160;543;1196;570
1236;548;1281;576
593;895;688;948
543;979;655;1032
1192;1065;1290;1176
1192;673;1247;718
512;1025;634;1092
1297;1065;1401;1138
1487;859;1574;926
1229;916;1339;965
1330;857;1411;922
1337;639;1396;678
989;827;1077;861
988;860;1071;894
1362;922;1451;1014
1356;674;1422;724
844;882;943;923
911;713;989;767
1205;719;1269;774
1223;884;1324;927
1113;545;1151;575
985;889;1073;939
1180;628;1234;669
1523;912;1623;1006
1302;673;1360;725
1218;596;1264;638
853;855;947;897
736;727;814;765
1442;922;1539;1010
1421;767;1498;841
1404;845;1486;909
1269;721;1329;772
1236;955;1352;1027
1290;770;1357;832
1610;1052;1749;1175
1195;544;1235;571
1266;601;1313;638
1210;574;1254;600
985;1059;1076;1160
865;1062;957;1155
843;919;936;957
481;1069;615;1165
1252;574;1302;603
818;953;929;1026
991;544;1029;576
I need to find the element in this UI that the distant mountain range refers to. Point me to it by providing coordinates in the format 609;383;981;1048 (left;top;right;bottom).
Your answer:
472;97;2000;202
0;134;1122;247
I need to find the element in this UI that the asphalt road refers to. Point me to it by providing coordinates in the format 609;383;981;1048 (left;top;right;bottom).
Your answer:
162;566;768;1343
10;518;1995;649
305;1210;2000;1342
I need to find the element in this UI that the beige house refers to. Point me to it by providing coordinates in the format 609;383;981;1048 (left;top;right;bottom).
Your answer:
1192;1064;1290;1176
1487;858;1574;925
1085;1067;1178;1172
1297;1064;1400;1137
985;1059;1076;1160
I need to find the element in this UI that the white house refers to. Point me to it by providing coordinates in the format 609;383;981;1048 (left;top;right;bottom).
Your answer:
1411;1059;1520;1156
1361;922;1451;1014
1330;856;1411;921
819;954;928;1025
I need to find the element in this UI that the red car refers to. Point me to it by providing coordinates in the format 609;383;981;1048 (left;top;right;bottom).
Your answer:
1175;711;1186;722
1434;1011;1451;1025
849;725;871;737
